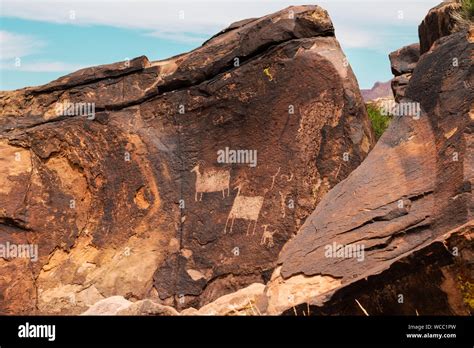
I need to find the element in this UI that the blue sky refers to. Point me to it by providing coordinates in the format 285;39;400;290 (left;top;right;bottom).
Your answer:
0;0;440;90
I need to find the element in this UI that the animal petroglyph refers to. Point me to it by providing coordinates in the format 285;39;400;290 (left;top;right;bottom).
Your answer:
260;224;277;248
191;162;230;201
224;181;265;235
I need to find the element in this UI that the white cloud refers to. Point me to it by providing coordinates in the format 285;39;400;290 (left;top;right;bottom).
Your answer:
0;31;85;72
0;60;86;72
0;31;44;60
1;0;441;47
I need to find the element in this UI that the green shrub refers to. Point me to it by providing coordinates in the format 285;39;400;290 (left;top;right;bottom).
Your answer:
366;104;391;140
459;0;474;21
453;0;474;29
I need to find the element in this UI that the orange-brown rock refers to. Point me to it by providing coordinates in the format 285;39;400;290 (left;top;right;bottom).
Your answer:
268;10;473;315
418;0;461;54
389;43;420;102
0;5;374;314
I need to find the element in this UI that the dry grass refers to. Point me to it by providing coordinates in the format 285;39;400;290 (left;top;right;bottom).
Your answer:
355;299;370;316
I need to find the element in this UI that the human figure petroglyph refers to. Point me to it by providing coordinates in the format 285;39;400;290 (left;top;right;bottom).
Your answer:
191;161;230;201
224;180;266;235
270;167;281;190
260;224;277;248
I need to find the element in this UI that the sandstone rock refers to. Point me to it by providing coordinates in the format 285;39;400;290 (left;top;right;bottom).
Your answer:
389;43;420;76
392;0;466;102
391;74;411;102
116;299;179;316
265;266;341;315
185;283;267;315
81;296;131;315
0;5;374;314
389;43;420;102
269;23;473;315
277;223;473;315
365;97;395;111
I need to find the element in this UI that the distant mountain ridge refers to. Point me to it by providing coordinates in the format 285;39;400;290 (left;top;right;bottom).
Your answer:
361;80;393;102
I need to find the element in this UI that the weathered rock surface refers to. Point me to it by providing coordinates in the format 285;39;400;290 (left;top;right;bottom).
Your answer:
82;283;265;315
389;44;420;76
277;222;473;315
0;5;374;314
265;8;473;315
418;0;461;54
181;283;267;315
361;81;393;102
81;296;180;315
389;43;420;102
116;299;180;316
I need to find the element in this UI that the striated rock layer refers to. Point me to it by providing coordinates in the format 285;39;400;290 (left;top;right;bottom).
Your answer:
0;5;374;314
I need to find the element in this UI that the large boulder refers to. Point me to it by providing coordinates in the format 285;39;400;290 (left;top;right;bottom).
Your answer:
81;296;132;315
116;299;180;316
0;5;374;314
389;43;420;102
389;43;420;76
273;223;473;315
392;0;465;102
265;17;473;315
418;0;462;54
181;283;267;315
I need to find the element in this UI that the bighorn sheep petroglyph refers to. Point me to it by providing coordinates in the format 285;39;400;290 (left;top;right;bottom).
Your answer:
224;181;266;235
260;224;277;247
190;162;230;201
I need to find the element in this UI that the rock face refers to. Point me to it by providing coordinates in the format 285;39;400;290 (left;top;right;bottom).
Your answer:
0;5;374;314
389;43;420;102
265;5;473;315
389;44;420;76
181;283;267;315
